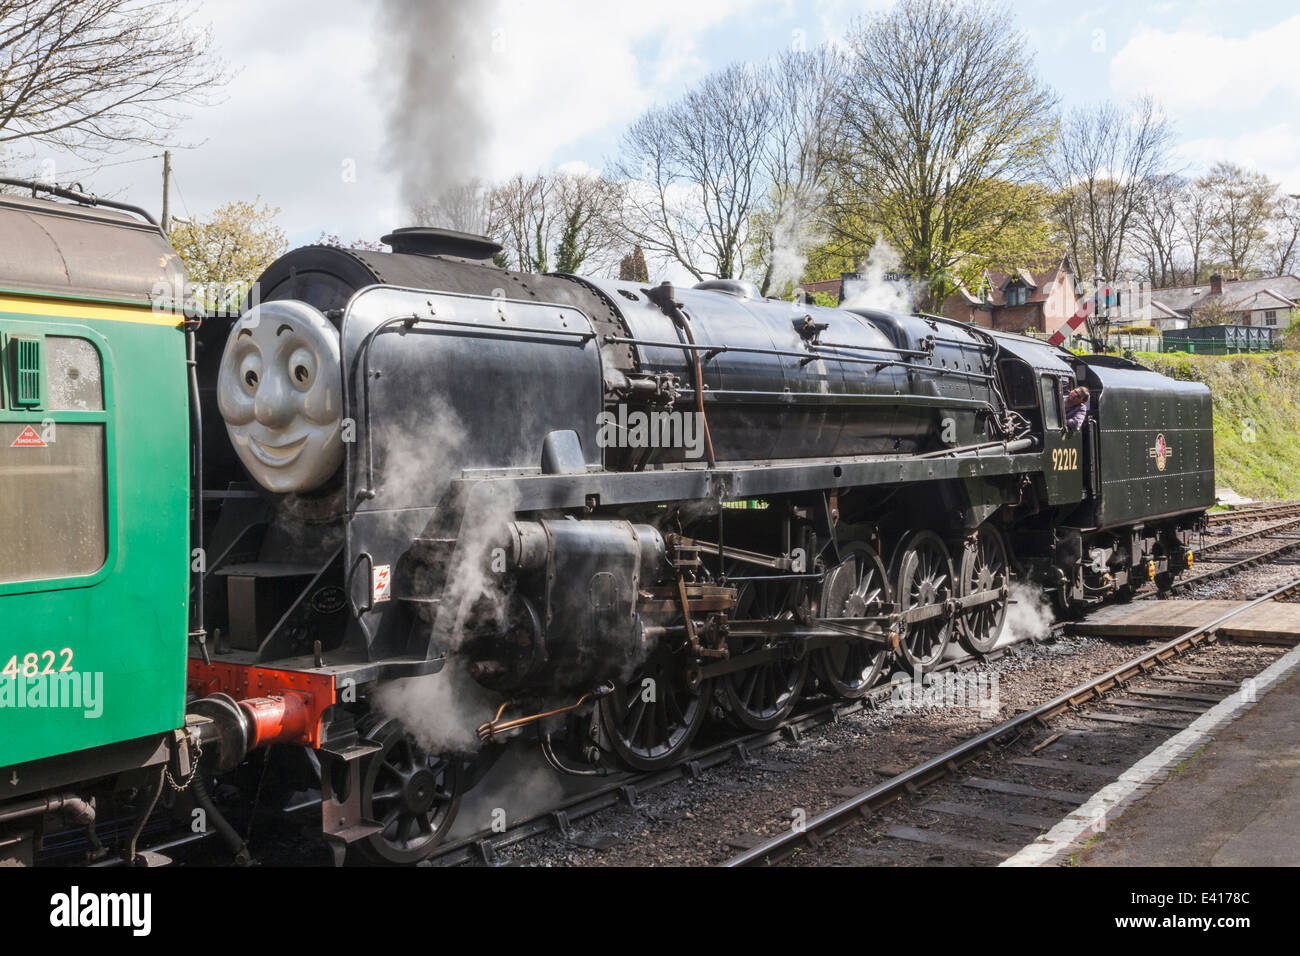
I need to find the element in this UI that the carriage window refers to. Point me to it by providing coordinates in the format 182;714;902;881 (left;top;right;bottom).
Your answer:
46;336;104;411
1039;375;1063;430
0;335;107;584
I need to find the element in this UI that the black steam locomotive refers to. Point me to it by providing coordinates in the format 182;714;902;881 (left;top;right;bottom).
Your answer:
186;226;1212;862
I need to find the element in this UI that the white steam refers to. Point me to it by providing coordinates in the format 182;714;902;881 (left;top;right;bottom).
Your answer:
373;659;500;755
368;395;521;755
1000;581;1056;647
838;239;917;314
768;197;825;296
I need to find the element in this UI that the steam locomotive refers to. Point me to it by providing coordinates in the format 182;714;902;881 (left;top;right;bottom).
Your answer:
0;185;1213;865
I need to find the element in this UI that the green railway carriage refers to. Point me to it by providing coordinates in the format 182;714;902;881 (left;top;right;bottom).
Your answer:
0;194;190;787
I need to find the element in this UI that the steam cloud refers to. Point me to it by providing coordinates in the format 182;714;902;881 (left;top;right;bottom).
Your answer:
838;238;918;314
377;0;501;222
1001;581;1056;646
768;196;825;295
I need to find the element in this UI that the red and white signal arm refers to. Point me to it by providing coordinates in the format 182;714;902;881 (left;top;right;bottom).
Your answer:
372;564;392;603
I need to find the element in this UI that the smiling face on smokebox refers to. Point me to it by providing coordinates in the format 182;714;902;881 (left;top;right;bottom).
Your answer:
217;301;344;494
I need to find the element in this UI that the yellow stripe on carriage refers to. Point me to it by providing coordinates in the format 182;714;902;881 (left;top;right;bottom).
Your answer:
0;294;185;327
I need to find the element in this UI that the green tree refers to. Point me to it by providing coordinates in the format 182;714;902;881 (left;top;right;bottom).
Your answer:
169;199;287;311
830;0;1058;310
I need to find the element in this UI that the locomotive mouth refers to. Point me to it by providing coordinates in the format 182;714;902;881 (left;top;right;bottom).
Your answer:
248;433;308;467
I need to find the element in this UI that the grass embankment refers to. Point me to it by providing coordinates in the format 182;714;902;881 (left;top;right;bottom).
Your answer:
1134;351;1300;500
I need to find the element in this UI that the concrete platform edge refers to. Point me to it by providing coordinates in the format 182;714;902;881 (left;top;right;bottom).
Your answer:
999;643;1300;867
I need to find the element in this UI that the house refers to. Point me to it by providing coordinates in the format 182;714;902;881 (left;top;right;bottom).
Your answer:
1148;272;1300;328
939;252;1078;336
802;252;1079;335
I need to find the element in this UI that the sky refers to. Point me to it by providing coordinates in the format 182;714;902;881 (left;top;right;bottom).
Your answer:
11;0;1300;249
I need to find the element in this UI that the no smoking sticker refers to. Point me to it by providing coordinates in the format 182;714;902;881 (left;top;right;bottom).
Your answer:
372;564;392;603
10;425;45;448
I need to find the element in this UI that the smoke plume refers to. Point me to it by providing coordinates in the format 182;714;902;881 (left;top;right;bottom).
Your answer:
377;0;501;222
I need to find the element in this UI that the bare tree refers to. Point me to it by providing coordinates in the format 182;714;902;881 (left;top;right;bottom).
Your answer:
1176;184;1215;284
1046;97;1174;283
613;63;773;280
1199;161;1278;277
1265;192;1300;277
485;169;620;275
0;0;226;156
410;179;493;235
752;45;845;295
488;172;554;272
551;171;621;275
1133;173;1188;288
829;0;1058;310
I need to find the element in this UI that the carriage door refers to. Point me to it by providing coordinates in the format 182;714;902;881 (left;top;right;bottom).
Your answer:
1039;373;1083;503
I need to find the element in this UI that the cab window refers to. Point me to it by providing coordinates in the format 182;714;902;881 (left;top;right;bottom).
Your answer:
1039;374;1063;430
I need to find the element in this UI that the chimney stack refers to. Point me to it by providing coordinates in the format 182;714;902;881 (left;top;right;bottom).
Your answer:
1210;272;1223;295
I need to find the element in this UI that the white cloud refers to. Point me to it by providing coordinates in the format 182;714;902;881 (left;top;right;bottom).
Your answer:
1176;123;1300;192
1109;14;1300;112
17;0;765;248
471;0;761;183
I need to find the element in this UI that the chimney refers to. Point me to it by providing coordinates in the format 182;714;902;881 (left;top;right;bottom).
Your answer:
1210;272;1223;295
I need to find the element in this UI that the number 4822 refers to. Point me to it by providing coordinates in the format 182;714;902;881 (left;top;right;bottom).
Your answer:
2;649;74;679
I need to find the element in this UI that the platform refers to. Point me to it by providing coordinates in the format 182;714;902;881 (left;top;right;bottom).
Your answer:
1067;599;1300;644
1002;641;1300;866
1073;656;1300;866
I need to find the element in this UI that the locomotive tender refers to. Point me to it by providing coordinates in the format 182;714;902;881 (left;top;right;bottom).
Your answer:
0;186;1213;865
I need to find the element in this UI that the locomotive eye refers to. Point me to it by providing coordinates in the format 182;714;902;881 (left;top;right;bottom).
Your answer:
245;369;259;389
287;347;317;392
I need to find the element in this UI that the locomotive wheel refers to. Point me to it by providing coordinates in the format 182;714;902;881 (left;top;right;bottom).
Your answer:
893;530;954;673
813;542;892;698
599;641;710;772
355;716;462;865
955;526;1009;655
721;577;809;730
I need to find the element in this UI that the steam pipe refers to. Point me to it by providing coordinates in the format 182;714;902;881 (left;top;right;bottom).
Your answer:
186;323;208;664
0;176;158;225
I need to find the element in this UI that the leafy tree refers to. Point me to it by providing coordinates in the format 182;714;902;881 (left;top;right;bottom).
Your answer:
169;199;287;311
830;0;1058;310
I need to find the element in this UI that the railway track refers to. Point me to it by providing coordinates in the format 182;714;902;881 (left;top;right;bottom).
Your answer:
1192;515;1300;557
58;518;1300;868
1203;500;1300;525
721;576;1300;867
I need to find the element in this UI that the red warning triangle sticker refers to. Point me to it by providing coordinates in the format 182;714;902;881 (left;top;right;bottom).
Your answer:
10;425;46;448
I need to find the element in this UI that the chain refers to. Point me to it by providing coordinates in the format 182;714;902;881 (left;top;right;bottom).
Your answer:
164;734;202;792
